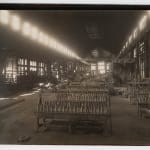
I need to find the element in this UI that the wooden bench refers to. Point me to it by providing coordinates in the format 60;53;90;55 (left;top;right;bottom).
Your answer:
128;81;150;104
35;91;112;135
137;93;150;118
128;86;139;104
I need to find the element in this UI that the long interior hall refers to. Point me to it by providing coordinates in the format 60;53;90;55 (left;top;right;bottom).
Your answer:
0;8;150;145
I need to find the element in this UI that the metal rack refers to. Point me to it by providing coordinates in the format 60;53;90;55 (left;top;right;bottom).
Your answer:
35;89;112;135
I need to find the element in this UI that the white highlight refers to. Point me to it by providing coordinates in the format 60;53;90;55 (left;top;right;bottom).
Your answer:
129;35;132;44
120;11;150;57
20;93;35;96
11;15;21;31
38;31;45;44
0;97;18;101
43;34;49;46
0;0;150;4
31;26;39;40
0;10;86;63
139;15;147;31
0;10;10;25
22;22;31;36
133;28;138;38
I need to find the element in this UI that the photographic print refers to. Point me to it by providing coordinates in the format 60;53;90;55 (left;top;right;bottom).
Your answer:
0;5;150;146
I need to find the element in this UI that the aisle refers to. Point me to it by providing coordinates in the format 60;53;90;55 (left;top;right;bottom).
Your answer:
111;96;150;145
0;94;150;145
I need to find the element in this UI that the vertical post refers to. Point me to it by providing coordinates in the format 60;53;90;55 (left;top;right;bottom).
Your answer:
58;62;61;81
144;31;150;78
136;42;140;81
47;61;52;80
96;61;98;76
16;57;19;83
0;51;7;78
148;32;150;77
27;58;30;76
36;60;38;76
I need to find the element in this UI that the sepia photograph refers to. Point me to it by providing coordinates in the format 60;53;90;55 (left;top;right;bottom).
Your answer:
0;4;150;147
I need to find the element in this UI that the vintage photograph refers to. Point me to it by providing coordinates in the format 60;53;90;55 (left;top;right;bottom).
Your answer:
0;8;150;145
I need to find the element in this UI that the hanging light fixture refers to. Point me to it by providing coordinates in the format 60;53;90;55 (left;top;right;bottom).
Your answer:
11;15;21;31
22;22;31;36
0;10;86;62
0;10;10;25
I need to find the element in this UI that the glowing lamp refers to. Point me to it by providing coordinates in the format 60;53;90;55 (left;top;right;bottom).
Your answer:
0;10;10;25
11;15;21;31
133;28;138;38
139;15;147;31
31;26;39;40
22;22;31;36
129;35;132;44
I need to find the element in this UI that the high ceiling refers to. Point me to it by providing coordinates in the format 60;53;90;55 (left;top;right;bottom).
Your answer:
9;10;145;59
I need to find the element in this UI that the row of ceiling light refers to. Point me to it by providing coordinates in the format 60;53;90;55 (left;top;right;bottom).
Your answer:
0;10;84;62
119;11;150;57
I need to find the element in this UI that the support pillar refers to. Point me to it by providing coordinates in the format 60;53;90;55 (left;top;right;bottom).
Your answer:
144;32;149;78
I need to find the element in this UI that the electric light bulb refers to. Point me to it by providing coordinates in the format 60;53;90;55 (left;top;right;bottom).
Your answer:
133;28;138;38
49;38;56;49
31;26;39;40
139;15;147;31
38;32;45;44
43;35;49;46
0;10;10;25
11;15;21;31
129;35;132;44
22;22;31;36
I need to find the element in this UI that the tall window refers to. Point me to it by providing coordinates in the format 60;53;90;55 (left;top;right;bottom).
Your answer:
18;58;28;75
106;63;110;72
139;42;144;55
133;48;137;58
38;62;44;76
98;61;105;74
4;58;17;83
30;60;37;71
139;58;144;79
138;41;145;79
91;63;96;71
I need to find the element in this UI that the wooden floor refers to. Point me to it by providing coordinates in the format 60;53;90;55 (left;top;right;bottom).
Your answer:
0;93;150;145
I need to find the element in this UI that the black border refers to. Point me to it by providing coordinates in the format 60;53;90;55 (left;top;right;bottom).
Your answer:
0;4;149;10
